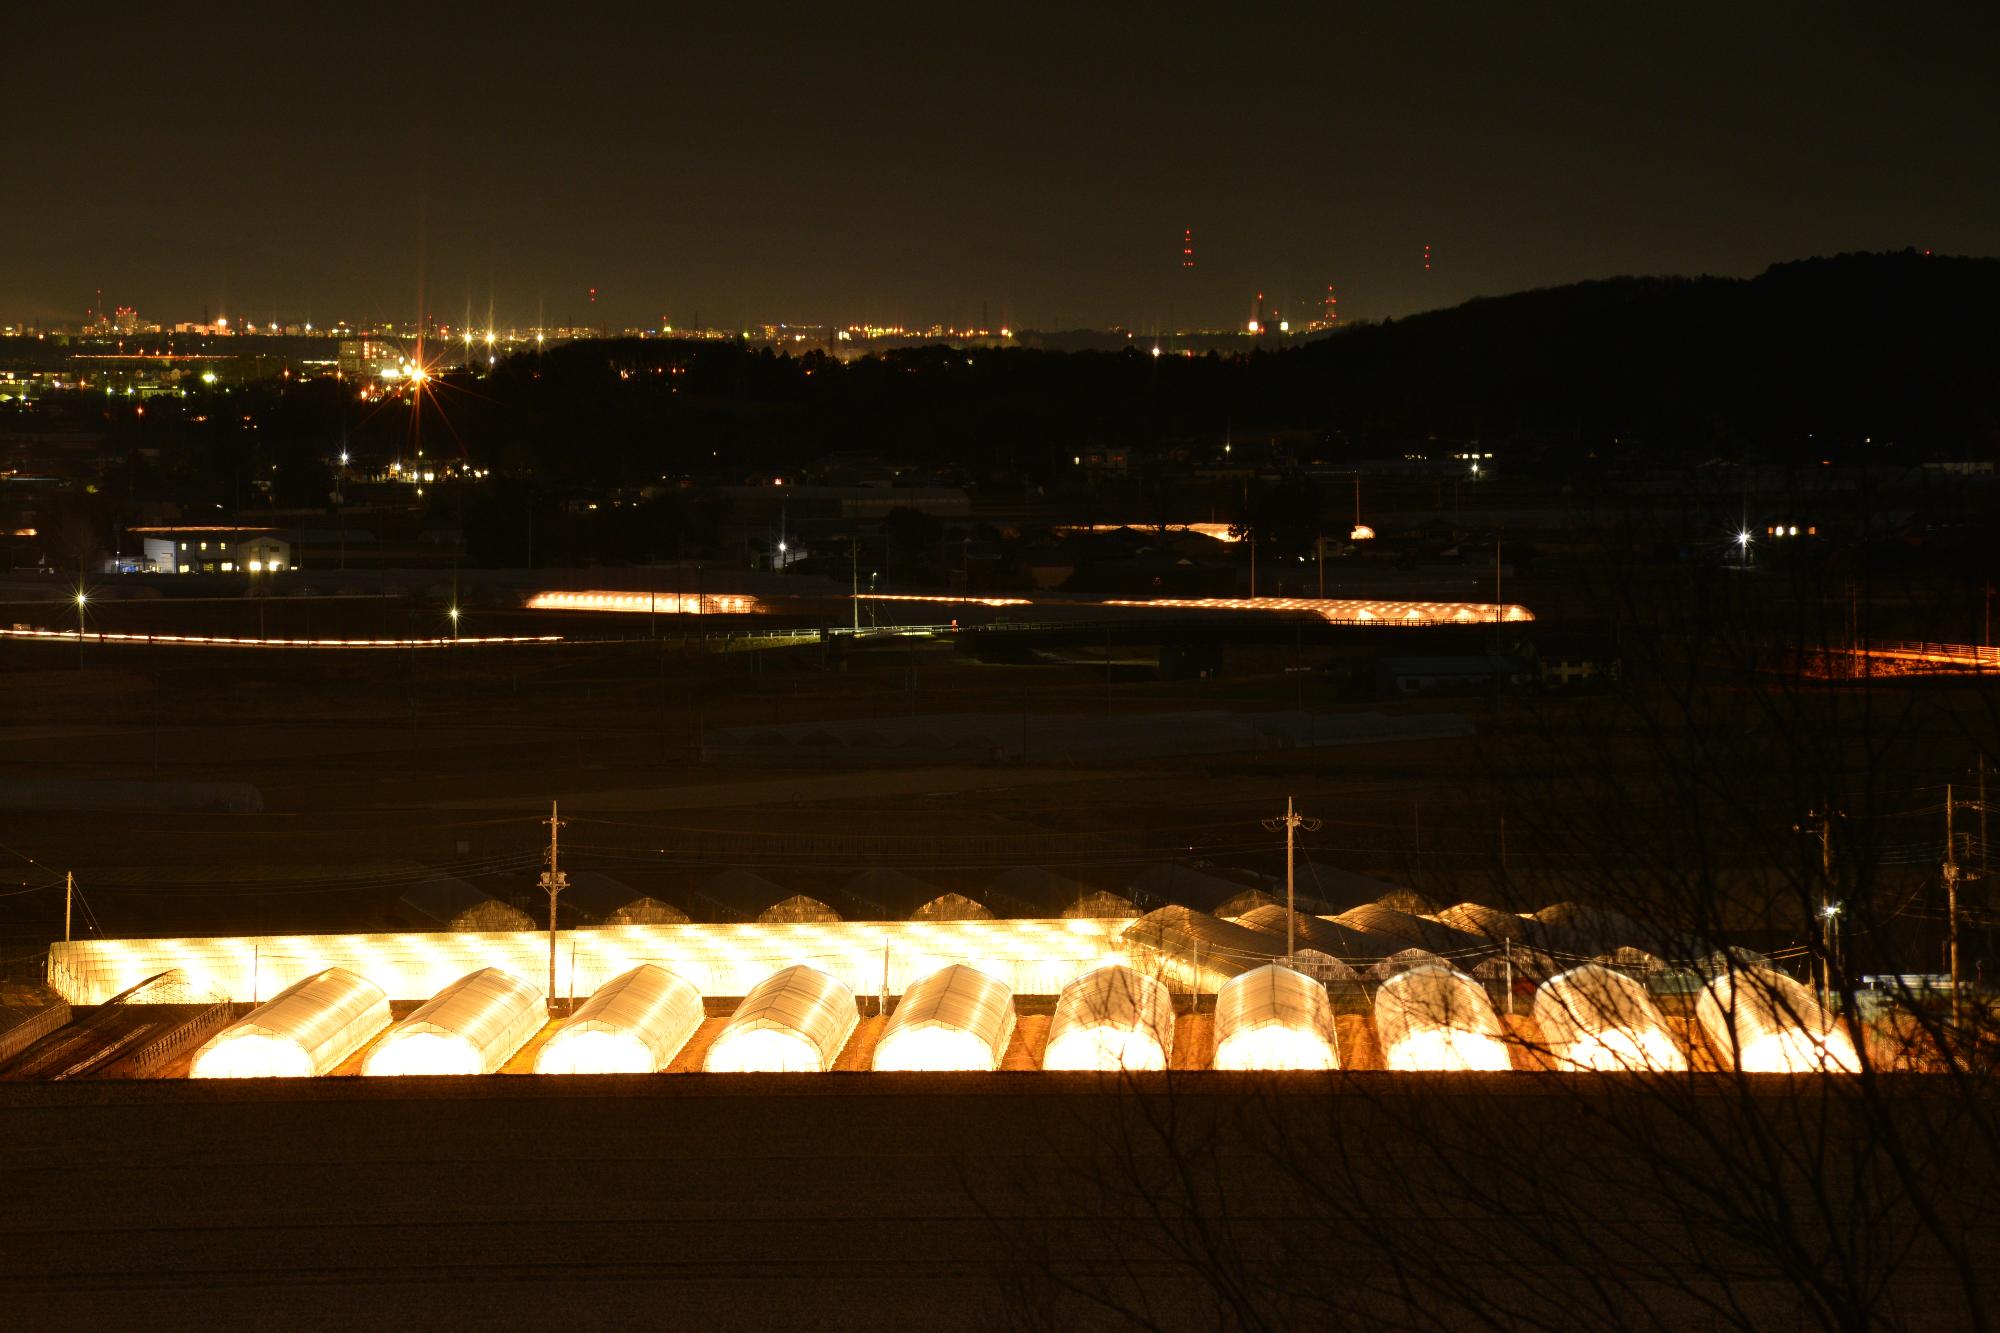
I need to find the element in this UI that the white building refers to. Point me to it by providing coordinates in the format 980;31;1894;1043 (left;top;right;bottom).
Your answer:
132;527;293;574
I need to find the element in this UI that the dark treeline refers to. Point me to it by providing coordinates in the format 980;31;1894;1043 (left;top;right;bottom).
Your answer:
21;251;2000;550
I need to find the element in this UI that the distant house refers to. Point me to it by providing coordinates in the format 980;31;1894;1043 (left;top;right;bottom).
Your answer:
1377;655;1531;696
1522;632;1621;688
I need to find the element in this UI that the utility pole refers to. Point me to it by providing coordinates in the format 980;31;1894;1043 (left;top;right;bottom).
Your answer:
1797;808;1840;1009
1944;783;1962;1027
1981;755;1990;888
540;801;568;1015
1262;797;1322;962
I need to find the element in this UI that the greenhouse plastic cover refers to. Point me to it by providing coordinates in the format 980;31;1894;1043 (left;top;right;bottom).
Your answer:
362;967;545;1076
1696;968;1860;1073
1044;964;1176;1071
191;967;390;1078
534;964;704;1074
1374;964;1512;1072
1234;904;1386;960
1533;964;1687;1072
874;963;1017;1071
1332;902;1486;957
1123;905;1288;982
1431;901;1527;943
1212;963;1341;1071
705;964;858;1073
1368;947;1450;982
46;918;1127;1007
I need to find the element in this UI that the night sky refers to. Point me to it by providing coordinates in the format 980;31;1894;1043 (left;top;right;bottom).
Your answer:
9;4;1997;331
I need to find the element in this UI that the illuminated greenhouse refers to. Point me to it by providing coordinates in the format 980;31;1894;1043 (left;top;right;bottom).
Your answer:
704;964;858;1073
533;964;704;1075
1696;968;1861;1073
1432;901;1527;943
1211;963;1341;1071
909;893;995;922
1369;947;1450;982
1062;890;1139;919
1122;905;1287;985
190;967;389;1078
1333;902;1485;956
873;963;1017;1072
1235;903;1384;959
1043;964;1176;1071
757;894;843;924
1533;964;1687;1073
1374;964;1513;1072
361;967;545;1076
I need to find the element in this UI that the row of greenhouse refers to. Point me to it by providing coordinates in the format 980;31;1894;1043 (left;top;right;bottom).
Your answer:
189;949;1860;1080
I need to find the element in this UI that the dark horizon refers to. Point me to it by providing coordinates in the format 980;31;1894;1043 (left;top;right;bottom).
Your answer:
10;4;1998;331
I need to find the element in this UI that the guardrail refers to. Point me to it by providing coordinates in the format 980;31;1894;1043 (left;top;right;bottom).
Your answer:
1861;641;2000;669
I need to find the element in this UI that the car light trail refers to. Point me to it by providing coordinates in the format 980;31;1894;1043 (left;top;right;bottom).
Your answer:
1101;596;1534;624
524;588;1532;625
856;593;1034;608
0;628;562;648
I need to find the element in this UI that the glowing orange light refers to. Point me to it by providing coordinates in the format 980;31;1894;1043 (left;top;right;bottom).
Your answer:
526;590;768;615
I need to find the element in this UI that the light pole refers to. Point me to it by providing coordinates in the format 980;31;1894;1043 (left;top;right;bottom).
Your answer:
336;449;349;570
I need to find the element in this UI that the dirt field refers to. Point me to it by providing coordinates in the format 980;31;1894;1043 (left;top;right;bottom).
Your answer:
0;1072;1986;1327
